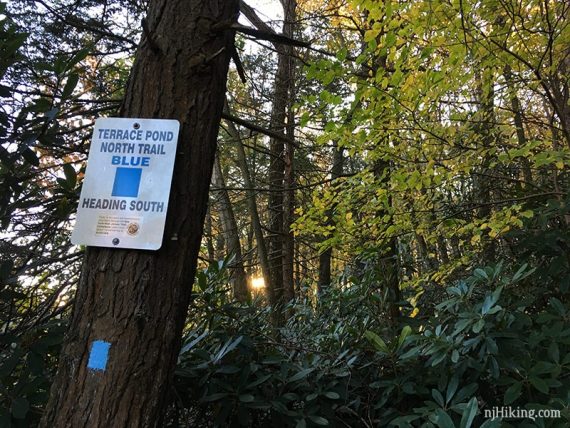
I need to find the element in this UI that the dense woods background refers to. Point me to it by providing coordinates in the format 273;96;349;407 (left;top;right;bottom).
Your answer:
1;0;569;426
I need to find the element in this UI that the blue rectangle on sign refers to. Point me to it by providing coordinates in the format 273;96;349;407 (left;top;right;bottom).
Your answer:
87;340;111;371
112;167;142;197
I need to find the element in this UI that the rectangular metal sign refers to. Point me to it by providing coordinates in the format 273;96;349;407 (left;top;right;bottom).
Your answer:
71;117;180;250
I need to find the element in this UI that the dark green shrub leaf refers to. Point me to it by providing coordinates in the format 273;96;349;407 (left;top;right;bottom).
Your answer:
0;259;13;281
549;298;565;316
398;325;412;348
239;394;254;403
246;374;272;389
472;319;485;333
289;368;314;383
433;409;455;428
201;392;228;402
454;384;478;404
309;415;329;426
282;393;299;401
63;163;76;189
548;342;560;363
504;383;522;405
21;147;39;166
529;377;549;394
459;397;478;428
446;376;459;405
432;389;445;407
11;397;29;419
364;330;389;353
62;73;79;99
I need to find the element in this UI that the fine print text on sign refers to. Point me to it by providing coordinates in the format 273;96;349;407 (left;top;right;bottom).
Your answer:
71;117;180;250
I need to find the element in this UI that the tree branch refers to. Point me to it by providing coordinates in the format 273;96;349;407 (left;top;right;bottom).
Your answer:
221;111;297;146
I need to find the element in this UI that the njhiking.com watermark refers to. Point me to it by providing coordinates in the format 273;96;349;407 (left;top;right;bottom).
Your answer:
485;406;561;421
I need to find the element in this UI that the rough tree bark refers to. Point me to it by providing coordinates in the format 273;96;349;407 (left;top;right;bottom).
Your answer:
40;0;239;426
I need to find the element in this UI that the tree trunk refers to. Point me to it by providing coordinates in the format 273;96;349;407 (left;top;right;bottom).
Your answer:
318;144;344;291
473;67;496;261
249;0;296;307
241;0;297;313
41;0;239;426
437;235;450;265
504;65;533;186
212;155;249;302
205;208;215;262
373;158;401;322
223;103;271;294
282;35;297;302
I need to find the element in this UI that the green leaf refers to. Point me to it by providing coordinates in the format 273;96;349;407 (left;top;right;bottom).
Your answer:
454;384;478;403
400;347;420;359
512;263;530;282
459;397;478;428
11;397;29;419
549;298;565;316
215;365;241;374
398;325;412;348
324;391;340;400
446;375;459;405
504;382;522;405
481;294;497;315
472;319;485;333
0;414;10;427
201;392;229;402
433;409;455;428
306;392;318;401
548;342;560;363
479;419;501;428
180;330;208;354
309;416;329;426
282;393;299;401
62;73;79;99
364;330;389;353
213;336;242;362
474;268;489;281
53;55;67;75
197;271;207;291
529;377;549;394
45;107;59;121
3;33;28;58
67;46;92;68
296;419;307;428
0;260;14;281
27;351;44;375
21;147;39;166
63;163;77;189
432;389;445;407
288;368;314;383
336;47;348;61
246;374;272;389
239;394;255;403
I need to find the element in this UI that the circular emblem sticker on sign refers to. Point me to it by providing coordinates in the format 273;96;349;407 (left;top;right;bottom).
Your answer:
127;222;140;236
